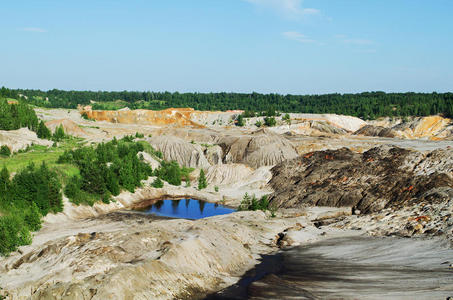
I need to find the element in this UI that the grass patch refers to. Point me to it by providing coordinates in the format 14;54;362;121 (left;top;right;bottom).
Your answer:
0;138;85;175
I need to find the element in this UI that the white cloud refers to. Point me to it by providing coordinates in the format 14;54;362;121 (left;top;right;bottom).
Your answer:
20;27;47;33
283;31;316;43
244;0;320;19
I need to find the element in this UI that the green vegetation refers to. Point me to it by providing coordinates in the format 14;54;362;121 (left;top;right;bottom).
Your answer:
282;113;291;124
58;137;153;205
153;160;193;186
0;146;11;157
0;98;38;132
151;177;164;188
198;169;207;190
37;120;52;139
238;193;273;213
264;117;276;127
5;86;453;120
236;114;245;127
0;163;62;255
53;125;66;142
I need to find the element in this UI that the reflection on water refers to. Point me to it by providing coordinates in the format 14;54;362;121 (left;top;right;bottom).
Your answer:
137;199;234;220
207;236;453;300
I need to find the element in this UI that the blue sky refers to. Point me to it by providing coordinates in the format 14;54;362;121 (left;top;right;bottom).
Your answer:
1;0;452;94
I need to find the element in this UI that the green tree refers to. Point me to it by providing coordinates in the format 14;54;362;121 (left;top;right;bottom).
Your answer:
198;169;207;190
36;120;52;139
264;117;276;127
236;114;245;127
53;125;65;141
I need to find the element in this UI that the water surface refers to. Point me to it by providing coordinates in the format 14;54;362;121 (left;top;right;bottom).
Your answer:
137;199;235;220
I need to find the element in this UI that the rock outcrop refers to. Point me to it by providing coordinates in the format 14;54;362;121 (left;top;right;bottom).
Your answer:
148;136;211;170
269;146;453;214
219;129;298;168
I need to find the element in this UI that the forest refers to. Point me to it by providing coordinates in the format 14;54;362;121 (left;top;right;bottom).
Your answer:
5;87;453;119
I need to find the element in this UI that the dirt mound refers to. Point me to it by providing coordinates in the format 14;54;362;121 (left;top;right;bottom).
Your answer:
219;129;298;168
206;164;253;185
45;119;87;137
148;136;211;169
82;107;204;128
0;128;53;152
269;145;453;213
391;116;453;139
354;125;396;138
290;113;367;132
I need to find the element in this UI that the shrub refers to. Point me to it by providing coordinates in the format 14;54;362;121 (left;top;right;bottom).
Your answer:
214;186;219;192
151;177;164;188
264;117;276;127
0;145;10;157
282;113;291;124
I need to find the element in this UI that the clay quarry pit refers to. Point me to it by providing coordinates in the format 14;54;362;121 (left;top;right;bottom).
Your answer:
1;106;453;299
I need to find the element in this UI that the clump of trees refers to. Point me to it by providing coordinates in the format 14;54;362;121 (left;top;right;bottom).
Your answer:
0;163;63;255
153;160;193;186
58;137;153;205
0;98;39;132
238;193;274;214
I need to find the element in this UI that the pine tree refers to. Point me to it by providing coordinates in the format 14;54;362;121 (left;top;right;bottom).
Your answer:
37;121;51;139
53;125;65;141
198;169;207;190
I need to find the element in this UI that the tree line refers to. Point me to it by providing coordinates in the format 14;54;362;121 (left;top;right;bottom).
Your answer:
5;87;453;119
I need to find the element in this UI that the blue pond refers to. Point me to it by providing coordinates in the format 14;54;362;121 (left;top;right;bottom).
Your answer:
139;199;235;220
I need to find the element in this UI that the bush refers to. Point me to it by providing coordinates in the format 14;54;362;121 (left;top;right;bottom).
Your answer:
151;177;164;188
264;117;276;127
214;186;219;192
282;113;291;124
0;145;10;157
255;120;262;127
135;132;144;138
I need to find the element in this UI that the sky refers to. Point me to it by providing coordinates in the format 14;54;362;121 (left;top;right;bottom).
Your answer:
1;0;452;94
